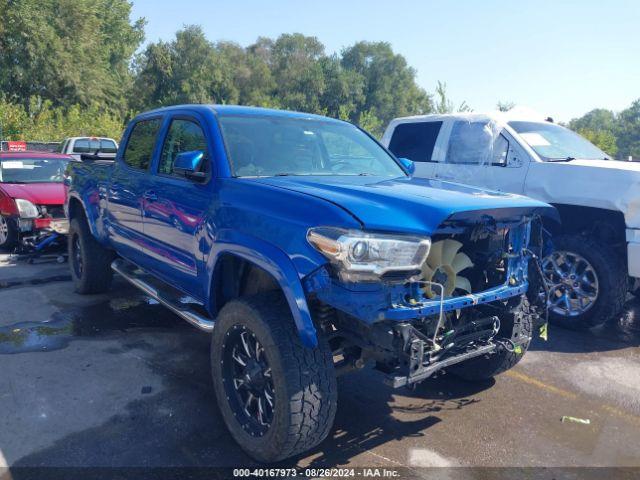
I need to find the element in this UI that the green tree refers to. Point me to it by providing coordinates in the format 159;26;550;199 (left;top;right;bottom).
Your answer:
0;0;144;113
341;41;432;134
575;128;618;157
0;97;124;141
268;33;327;113
569;108;617;133
433;81;471;114
614;100;640;160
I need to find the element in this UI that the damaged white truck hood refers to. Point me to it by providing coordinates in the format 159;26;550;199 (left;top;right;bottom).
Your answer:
525;159;640;228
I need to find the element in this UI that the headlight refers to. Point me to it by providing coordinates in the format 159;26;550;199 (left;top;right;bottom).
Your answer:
14;199;39;219
307;227;431;282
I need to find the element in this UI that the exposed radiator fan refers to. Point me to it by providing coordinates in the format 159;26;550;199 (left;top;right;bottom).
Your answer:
421;239;474;298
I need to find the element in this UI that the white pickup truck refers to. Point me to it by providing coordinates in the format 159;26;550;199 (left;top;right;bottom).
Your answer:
58;137;118;161
382;112;639;329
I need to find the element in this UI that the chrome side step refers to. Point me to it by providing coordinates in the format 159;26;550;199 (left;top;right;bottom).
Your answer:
111;258;214;332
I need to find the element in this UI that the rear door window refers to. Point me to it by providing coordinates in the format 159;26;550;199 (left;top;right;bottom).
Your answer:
388;122;442;163
122;119;162;170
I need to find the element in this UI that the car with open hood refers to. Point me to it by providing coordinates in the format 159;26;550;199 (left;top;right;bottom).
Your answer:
66;105;556;462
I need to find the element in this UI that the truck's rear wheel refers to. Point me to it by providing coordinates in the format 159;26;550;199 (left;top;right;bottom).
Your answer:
211;292;337;463
541;234;627;330
69;217;114;294
450;296;533;381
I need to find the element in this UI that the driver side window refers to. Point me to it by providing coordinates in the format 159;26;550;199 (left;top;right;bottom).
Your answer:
491;134;510;166
159;119;209;177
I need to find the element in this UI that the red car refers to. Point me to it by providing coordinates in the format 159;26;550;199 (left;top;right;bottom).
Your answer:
0;152;72;249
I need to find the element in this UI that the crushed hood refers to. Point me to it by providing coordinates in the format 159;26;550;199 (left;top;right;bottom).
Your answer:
0;182;66;205
525;159;640;228
256;175;555;235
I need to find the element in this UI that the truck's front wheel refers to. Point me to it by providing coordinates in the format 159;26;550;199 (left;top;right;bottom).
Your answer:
540;234;627;329
211;292;337;463
450;296;533;381
69;217;114;294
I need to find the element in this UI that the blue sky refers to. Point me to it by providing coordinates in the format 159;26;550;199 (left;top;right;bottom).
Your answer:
131;0;639;122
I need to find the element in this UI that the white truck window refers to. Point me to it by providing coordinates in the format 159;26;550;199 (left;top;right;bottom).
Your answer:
492;134;510;166
446;120;496;165
100;139;118;153
388;121;442;163
73;138;100;153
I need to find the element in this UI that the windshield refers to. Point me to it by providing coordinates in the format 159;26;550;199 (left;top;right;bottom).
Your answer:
509;121;609;161
0;158;69;183
218;115;406;177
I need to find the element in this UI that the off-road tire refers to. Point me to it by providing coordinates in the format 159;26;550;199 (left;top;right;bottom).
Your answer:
450;295;534;381
211;292;337;463
68;217;114;294
0;215;18;250
547;234;627;330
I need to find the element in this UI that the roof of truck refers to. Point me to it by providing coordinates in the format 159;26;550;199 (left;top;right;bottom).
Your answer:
142;104;346;123
64;136;118;141
390;106;549;125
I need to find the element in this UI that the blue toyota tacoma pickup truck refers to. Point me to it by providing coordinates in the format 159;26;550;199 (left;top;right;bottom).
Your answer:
66;104;555;462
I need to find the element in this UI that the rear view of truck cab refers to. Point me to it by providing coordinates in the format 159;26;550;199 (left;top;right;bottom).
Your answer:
65;104;555;462
383;111;637;331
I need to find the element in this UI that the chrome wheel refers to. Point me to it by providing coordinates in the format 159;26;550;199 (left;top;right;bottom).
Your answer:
541;250;599;317
221;325;274;437
0;216;8;245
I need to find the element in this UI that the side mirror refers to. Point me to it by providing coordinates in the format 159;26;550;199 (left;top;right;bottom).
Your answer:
174;150;206;180
398;157;415;175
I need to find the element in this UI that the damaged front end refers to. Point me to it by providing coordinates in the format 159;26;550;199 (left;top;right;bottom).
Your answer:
304;214;539;387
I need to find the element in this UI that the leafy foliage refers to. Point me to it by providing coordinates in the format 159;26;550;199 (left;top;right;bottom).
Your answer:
615;100;640;160
569;104;640;159
130;32;435;137
0;97;124;141
0;0;144;113
433;81;472;114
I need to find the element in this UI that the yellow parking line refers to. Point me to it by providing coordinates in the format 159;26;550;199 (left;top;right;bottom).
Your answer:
505;369;578;400
506;369;640;426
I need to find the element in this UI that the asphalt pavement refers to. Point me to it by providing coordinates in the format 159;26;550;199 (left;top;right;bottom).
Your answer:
1;252;639;478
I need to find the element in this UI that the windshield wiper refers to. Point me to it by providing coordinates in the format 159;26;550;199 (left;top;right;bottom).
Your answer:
546;157;575;162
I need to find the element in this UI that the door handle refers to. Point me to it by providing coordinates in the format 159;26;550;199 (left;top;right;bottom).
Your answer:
143;191;158;201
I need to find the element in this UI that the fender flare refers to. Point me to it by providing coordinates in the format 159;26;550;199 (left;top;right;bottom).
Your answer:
207;230;318;348
67;191;111;244
66;192;95;234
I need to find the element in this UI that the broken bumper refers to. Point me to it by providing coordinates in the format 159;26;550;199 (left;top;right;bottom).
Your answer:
17;217;69;235
305;267;528;324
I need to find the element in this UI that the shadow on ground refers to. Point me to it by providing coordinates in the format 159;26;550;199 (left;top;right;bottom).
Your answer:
530;297;640;354
8;282;492;469
298;372;492;469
